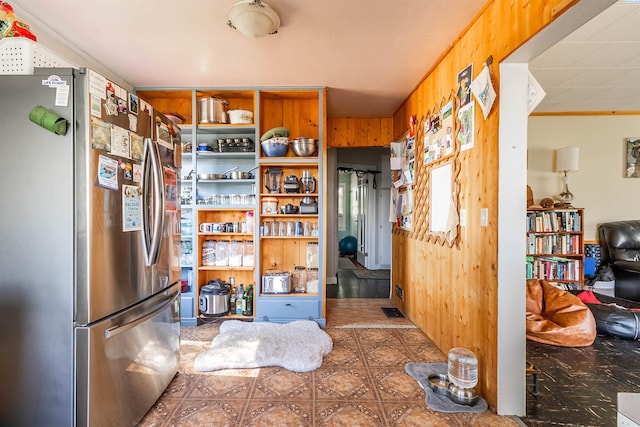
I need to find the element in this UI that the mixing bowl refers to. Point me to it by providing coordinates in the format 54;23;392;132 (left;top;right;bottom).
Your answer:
290;137;318;156
261;137;289;157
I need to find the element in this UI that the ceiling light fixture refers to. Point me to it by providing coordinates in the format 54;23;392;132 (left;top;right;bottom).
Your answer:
227;0;280;38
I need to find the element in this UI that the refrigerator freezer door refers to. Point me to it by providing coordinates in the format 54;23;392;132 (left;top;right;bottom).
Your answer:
75;283;180;427
0;70;76;426
75;73;176;325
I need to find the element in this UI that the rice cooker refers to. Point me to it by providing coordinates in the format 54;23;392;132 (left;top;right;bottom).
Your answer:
199;279;230;316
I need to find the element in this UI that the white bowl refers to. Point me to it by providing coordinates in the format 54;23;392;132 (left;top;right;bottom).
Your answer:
227;109;253;124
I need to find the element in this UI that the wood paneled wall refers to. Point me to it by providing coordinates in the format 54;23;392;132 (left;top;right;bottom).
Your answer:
389;0;572;410
327;117;393;147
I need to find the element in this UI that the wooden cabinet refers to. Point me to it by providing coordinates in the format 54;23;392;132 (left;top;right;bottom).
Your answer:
255;89;326;327
135;87;326;326
526;208;584;290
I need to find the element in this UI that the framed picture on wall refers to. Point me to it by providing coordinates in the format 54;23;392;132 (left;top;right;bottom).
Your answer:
625;137;640;178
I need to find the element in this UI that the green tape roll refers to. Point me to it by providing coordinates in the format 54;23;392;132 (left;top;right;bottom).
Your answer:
29;106;68;135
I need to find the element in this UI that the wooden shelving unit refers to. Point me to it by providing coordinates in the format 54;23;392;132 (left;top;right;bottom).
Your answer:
526;208;585;290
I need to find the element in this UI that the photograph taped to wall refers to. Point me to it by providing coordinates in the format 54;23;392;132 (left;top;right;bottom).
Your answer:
625;137;640;178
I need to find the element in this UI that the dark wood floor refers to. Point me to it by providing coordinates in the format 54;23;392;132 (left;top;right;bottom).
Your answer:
522;332;640;426
328;257;391;299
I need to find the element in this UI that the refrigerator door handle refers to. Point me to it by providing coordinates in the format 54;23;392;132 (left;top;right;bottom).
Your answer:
103;295;176;339
142;138;165;266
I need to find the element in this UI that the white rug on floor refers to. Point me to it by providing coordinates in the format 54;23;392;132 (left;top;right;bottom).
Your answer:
194;320;333;373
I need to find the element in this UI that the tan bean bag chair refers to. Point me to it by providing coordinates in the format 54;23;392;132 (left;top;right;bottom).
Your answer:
526;279;596;347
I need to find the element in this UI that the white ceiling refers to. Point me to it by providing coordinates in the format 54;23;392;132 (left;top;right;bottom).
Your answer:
529;0;640;113
10;1;639;117
11;0;486;118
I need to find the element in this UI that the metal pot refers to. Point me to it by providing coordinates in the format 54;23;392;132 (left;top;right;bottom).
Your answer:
199;167;237;180
228;165;258;180
198;97;229;124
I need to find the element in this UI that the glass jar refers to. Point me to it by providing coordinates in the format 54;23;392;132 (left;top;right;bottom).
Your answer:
215;240;229;266
228;240;243;266
202;240;216;266
306;242;319;269
292;266;307;293
306;268;318;293
243;240;254;266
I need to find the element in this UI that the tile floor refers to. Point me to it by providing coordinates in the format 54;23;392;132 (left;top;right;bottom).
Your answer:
138;298;520;426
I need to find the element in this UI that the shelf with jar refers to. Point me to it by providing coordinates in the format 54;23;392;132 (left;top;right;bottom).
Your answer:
195;208;256;319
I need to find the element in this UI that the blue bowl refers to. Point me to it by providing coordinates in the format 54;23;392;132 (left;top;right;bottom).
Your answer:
261;138;289;157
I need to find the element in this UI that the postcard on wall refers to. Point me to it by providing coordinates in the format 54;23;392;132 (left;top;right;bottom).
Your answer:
122;185;142;232
403;136;415;183
163;167;178;211
470;64;496;119
157;122;173;150
129;94;139;115
625;137;640;178
130;133;144;161
91;117;111;151
97;154;118;190
457;102;475;152
527;71;547;114
390;141;404;170
133;163;142;183
110;125;131;158
89;69;107;100
457;63;473;107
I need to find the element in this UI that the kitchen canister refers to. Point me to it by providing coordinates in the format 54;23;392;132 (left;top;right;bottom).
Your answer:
202;240;216;266
243;240;254;266
306;268;318;293
306;242;319;269
292;266;307;293
215;240;229;266
228;240;243;266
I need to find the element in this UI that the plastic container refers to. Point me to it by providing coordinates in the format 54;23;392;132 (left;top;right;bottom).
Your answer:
246;211;255;234
0;38;76;75
243;240;254;266
215;240;229;266
202;240;216;266
447;347;478;389
228;240;243;266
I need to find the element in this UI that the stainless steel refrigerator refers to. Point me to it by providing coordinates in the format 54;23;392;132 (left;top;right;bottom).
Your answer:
0;68;182;426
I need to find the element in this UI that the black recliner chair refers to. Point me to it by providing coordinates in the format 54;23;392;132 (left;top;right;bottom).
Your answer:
598;220;640;302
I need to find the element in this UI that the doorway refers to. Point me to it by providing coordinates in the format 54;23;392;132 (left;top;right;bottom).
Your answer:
328;147;392;299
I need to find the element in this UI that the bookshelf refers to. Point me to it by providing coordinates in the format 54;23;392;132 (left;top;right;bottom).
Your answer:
526;208;584;290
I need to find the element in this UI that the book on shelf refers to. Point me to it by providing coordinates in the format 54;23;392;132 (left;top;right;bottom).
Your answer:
526;256;581;282
526;209;581;233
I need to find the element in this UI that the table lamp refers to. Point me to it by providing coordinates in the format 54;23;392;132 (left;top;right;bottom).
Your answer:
555;147;579;205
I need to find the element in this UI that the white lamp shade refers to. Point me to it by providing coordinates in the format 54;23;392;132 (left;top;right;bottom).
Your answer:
228;1;280;38
556;147;579;172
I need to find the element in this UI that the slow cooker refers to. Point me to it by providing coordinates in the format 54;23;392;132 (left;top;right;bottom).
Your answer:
199;280;230;316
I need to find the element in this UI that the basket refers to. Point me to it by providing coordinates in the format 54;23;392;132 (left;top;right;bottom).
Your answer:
0;37;75;74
